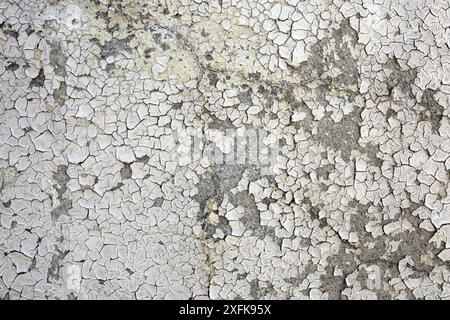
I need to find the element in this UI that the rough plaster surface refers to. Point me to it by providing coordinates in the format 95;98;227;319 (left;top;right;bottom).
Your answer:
1;0;450;300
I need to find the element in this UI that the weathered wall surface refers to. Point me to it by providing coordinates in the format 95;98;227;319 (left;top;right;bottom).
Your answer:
0;0;450;299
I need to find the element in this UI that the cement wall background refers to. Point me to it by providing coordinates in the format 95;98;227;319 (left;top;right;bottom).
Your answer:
0;0;450;300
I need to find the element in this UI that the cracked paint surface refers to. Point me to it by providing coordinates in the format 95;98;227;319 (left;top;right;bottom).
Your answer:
1;0;450;300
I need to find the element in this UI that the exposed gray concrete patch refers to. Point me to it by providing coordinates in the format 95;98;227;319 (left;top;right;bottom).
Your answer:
49;42;67;77
1;0;450;300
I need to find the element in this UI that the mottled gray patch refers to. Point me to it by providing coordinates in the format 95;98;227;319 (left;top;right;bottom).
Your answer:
304;196;327;229
97;35;134;59
136;155;149;163
53;165;69;200
320;265;347;300
120;163;132;180
6;62;19;71
1;22;19;38
418;89;444;133
53;82;67;106
228;191;260;229
237;86;253;106
329;19;360;88
108;182;124;192
289;18;359;88
67;293;77;300
207;114;236;130
51;200;72;222
250;279;276;299
47;250;69;283
207;73;219;87
314;110;383;165
316;163;335;180
194;164;248;214
51;166;72;221
203;215;232;239
314;113;361;161
152;32;170;51
385;58;417;99
153;197;164;207
50;42;67;77
30;68;45;88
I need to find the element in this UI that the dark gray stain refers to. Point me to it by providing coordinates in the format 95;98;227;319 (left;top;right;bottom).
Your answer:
136;155;149;163
2;200;11;208
418;89;444;133
47;250;69;283
314;112;362;161
194;164;248;215
120;163;132;180
1;22;18;38
237;86;253;106
207;73;219;87
50;42;67;77
290;18;360;88
30;68;45;88
53;82;67;106
95;35;135;59
385;58;417;99
153;197;164;207
207;114;236;130
6;62;19;71
51;166;72;221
